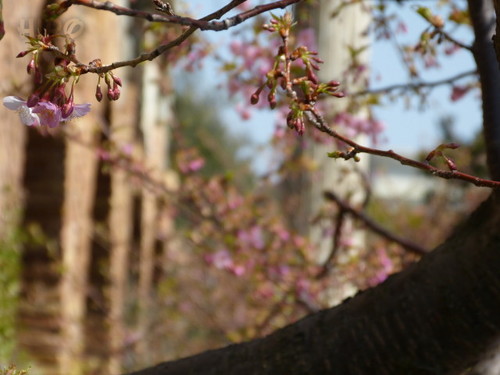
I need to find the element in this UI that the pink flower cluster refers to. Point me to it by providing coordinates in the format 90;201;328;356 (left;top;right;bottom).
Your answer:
3;96;90;128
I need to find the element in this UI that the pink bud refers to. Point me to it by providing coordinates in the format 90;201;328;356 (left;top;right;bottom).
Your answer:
112;83;121;100
27;59;35;74
268;92;276;109
307;70;318;84
112;75;122;87
250;93;259;105
95;84;103;102
27;93;40;107
16;50;30;58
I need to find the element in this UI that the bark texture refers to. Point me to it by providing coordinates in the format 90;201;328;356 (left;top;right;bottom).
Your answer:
125;192;500;375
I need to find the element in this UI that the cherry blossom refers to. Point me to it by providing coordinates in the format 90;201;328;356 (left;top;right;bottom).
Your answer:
3;96;90;127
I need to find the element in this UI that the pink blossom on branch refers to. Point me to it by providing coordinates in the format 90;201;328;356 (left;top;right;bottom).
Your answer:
3;96;90;127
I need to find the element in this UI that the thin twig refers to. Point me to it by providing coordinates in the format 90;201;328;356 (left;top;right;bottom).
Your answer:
323;190;428;256
436;28;473;52
351;70;477;96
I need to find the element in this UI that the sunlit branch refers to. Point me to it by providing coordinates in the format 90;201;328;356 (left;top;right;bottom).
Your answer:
70;0;301;31
72;0;301;74
351;69;477;96
306;108;500;189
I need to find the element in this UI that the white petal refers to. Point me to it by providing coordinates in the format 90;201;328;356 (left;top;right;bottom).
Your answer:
3;96;27;111
19;106;38;126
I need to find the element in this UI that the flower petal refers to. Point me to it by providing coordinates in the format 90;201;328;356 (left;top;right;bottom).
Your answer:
3;96;26;110
18;106;39;126
33;101;62;128
70;103;91;118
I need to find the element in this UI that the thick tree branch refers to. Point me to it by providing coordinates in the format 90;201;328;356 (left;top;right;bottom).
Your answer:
468;0;500;181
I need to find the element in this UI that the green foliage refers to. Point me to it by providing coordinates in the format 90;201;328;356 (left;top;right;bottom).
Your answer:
0;223;23;362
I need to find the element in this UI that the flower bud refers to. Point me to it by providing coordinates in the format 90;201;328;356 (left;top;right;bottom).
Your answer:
327;80;341;88
307;70;318;84
27;59;35;74
95;84;103;102
268;92;276;109
250;93;259;105
112;75;122;87
16;50;30;58
27;93;40;107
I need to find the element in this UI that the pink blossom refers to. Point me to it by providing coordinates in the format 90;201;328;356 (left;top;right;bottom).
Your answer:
3;96;40;126
205;249;233;270
187;158;205;172
33;101;62;128
237;226;264;250
3;96;90;127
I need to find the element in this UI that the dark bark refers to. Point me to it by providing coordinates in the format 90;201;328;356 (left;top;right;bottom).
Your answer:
125;193;500;375
469;0;500;181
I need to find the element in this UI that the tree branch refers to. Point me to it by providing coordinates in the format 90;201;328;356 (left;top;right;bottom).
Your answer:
468;0;500;181
435;28;473;52
306;108;500;189
351;70;477;96
71;0;301;74
70;0;301;31
123;195;500;375
323;190;428;256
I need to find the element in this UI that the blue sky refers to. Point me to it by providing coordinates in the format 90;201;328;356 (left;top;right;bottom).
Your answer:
179;1;480;166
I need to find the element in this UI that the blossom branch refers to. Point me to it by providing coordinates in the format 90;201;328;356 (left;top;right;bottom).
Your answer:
351;70;477;96
323;190;428;256
69;0;301;32
306;108;500;189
